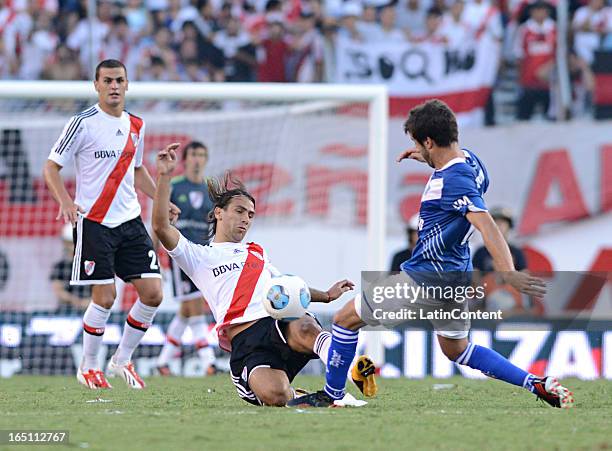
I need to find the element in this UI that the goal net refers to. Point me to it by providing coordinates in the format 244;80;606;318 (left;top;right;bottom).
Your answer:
0;82;388;375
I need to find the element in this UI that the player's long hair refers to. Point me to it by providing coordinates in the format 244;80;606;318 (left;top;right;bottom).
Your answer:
206;172;256;238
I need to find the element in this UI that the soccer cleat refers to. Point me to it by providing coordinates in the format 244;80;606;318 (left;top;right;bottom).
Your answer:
351;355;378;397
532;377;574;409
156;365;172;376
286;390;335;408
107;358;146;389
77;367;112;389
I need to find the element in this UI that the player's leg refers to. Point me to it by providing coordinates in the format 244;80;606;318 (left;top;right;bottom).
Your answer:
156;309;188;375
109;217;163;388
72;216;116;389
184;297;216;374
156;261;190;375
287;298;371;407
437;333;574;408
247;367;293;406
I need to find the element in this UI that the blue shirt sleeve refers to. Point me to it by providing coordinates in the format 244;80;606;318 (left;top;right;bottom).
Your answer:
439;166;488;216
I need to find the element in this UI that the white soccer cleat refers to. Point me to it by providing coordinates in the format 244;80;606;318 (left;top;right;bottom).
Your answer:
77;367;112;389
532;376;574;409
107;357;146;389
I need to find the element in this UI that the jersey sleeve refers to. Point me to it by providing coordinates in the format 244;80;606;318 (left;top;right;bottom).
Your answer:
165;232;207;279
440;167;488;215
134;121;146;168
48;115;87;167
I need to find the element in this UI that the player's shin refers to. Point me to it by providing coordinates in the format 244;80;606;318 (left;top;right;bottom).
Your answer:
454;343;537;391
115;299;159;365
324;324;359;400
82;302;112;370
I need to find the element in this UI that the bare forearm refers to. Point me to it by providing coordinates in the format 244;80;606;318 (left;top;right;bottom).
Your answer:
310;287;331;303
43;161;72;205
135;165;156;199
467;211;515;272
480;222;515;272
152;174;179;250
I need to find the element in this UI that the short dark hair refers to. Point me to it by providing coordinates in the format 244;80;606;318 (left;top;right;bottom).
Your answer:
95;59;127;80
182;141;208;161
207;172;256;238
403;99;458;147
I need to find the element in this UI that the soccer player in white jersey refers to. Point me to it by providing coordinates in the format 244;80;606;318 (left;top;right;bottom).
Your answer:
152;144;376;406
290;99;575;409
43;59;180;390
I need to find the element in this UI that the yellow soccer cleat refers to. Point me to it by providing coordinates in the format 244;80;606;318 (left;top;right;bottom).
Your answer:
351;356;378;398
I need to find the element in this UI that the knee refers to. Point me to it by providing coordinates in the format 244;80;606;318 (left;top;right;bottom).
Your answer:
332;301;361;330
258;386;292;407
139;289;163;307
298;317;320;341
93;289;116;310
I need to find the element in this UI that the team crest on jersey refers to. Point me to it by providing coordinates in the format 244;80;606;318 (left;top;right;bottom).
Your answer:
130;132;139;147
189;191;204;209
84;260;96;276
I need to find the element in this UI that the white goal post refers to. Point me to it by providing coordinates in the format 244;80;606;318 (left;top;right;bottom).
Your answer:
0;81;388;362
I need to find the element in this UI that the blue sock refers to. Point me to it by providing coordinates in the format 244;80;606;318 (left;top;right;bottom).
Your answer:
324;324;359;400
455;343;538;392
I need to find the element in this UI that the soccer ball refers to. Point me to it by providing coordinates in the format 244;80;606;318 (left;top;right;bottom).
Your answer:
263;275;311;320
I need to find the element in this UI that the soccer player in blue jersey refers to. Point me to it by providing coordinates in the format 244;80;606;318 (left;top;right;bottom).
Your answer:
289;99;574;409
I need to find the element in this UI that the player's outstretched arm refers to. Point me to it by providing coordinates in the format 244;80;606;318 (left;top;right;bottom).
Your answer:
467;211;547;297
152;143;181;251
310;279;355;303
43;160;84;225
135;164;181;223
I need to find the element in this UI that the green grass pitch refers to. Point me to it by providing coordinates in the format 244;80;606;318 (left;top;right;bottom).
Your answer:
1;376;611;451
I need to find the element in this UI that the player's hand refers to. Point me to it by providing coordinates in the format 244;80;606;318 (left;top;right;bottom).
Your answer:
157;143;181;175
325;279;355;302
56;201;85;226
169;202;181;225
396;148;426;163
502;271;547;298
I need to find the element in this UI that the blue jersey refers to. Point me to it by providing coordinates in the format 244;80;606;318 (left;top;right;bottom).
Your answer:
401;149;489;278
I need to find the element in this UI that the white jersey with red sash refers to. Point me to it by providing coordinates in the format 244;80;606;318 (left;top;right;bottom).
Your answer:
166;233;281;351
48;103;146;228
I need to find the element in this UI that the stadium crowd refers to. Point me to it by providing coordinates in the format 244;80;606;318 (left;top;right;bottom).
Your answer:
0;0;611;117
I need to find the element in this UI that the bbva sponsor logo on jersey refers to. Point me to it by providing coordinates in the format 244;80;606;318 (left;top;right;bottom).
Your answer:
94;149;123;159
213;263;241;276
212;260;263;277
452;196;473;210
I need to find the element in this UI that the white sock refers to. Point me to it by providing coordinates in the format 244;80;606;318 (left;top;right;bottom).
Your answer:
82;302;111;371
313;331;331;365
157;314;188;366
115;300;158;365
189;315;215;368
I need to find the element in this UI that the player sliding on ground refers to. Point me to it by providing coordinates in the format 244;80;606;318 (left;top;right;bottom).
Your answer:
152;144;376;406
43;59;180;390
290;99;575;409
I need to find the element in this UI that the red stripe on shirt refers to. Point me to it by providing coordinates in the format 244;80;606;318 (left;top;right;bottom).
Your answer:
87;114;143;223
219;242;265;328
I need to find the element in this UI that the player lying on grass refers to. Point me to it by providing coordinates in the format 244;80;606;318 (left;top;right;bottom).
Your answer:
290;99;574;409
152;143;376;406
